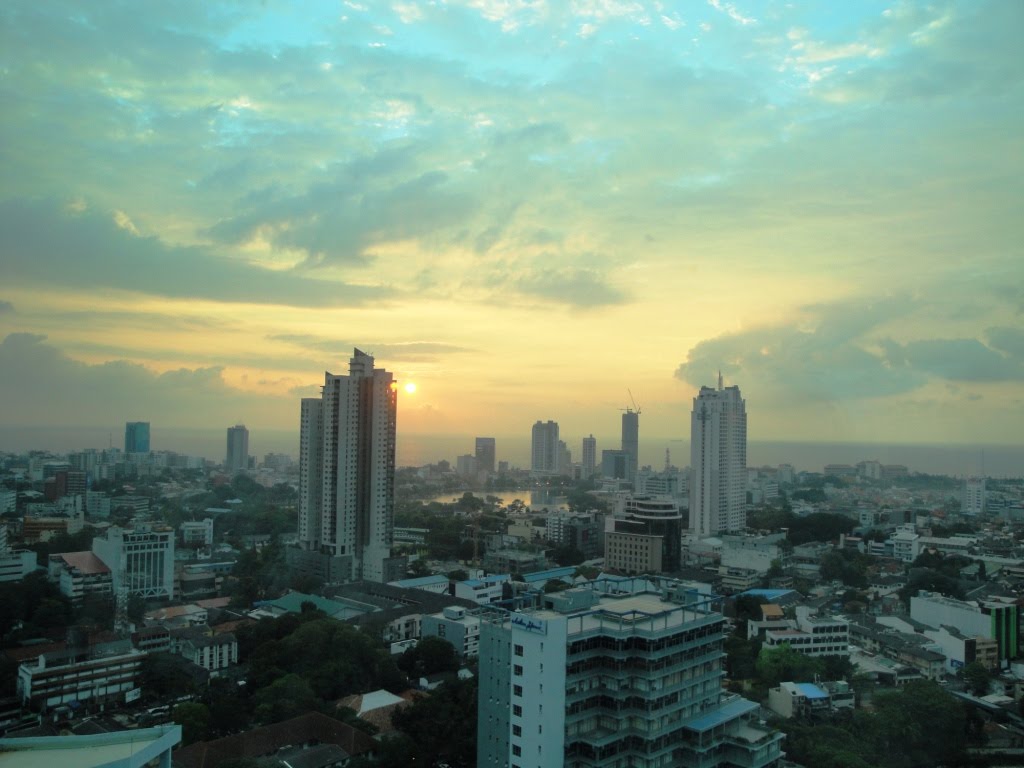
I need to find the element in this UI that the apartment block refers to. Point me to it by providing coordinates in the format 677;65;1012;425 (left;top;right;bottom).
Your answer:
477;578;783;768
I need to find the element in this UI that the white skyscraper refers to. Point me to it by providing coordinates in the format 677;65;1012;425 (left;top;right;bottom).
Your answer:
298;349;398;582
689;375;747;536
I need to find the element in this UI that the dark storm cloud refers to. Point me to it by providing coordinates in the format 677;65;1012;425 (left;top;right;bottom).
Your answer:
0;199;389;307
0;333;292;426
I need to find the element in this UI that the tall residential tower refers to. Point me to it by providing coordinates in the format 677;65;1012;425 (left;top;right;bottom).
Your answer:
531;421;560;476
297;349;399;582
689;375;747;536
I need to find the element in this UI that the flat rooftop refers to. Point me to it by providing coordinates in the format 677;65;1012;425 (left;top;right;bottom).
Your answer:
0;725;180;768
530;591;722;637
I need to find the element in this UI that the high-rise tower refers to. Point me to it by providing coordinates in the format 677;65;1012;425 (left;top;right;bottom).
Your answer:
225;424;249;473
689;376;747;536
298;349;398;582
531;421;559;475
621;410;639;484
581;435;596;479
475;437;496;474
124;422;150;454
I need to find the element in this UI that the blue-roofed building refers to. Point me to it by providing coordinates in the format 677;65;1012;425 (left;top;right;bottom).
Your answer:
768;681;834;718
388;574;450;595
519;565;576;589
737;588;802;606
255;591;377;621
454;574;510;605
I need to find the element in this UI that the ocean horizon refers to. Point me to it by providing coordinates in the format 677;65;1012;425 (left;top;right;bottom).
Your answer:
0;425;1020;478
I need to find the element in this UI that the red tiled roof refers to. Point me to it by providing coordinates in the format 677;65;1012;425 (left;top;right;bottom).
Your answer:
57;551;110;574
173;711;375;768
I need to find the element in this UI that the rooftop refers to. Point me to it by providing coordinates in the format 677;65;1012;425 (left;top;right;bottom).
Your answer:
53;551;110;575
0;724;180;768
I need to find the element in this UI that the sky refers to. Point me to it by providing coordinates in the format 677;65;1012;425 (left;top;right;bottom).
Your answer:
1;0;1022;457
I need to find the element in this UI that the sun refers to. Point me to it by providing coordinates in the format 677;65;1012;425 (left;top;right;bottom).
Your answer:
404;382;417;394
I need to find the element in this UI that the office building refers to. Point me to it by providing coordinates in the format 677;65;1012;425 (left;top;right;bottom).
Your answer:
531;421;560;475
689;376;747;536
581;435;596;479
225;424;250;473
601;449;628;480
92;523;175;599
17;638;145;710
621;409;639;484
910;592;1019;662
546;510;604;559
124;421;150;454
476;437;497;474
477;578;783;768
297;349;401;583
604;495;683;573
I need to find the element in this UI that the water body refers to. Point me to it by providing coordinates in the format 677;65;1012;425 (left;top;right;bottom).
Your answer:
0;426;1020;478
413;490;569;509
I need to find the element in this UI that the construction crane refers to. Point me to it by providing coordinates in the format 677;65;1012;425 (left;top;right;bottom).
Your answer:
619;389;643;416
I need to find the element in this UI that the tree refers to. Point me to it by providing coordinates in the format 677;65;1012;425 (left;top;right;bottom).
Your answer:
551;545;585;566
398;636;460;678
756;644;824;688
391;678;477;768
254;674;319;723
448;569;469;582
140;653;198;699
962;661;992;695
173;702;211;745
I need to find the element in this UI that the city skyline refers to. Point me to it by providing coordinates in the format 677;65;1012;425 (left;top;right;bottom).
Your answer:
1;2;1022;448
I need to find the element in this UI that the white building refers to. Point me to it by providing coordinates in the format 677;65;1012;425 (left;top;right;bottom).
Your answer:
180;518;215;547
225;424;249;473
763;607;849;658
689;376;747;535
962;477;986;515
477;579;783;768
531;420;560;475
47;551;112;602
297;349;400;583
92;524;175;599
421;606;481;658
890;525;921;563
454;574;511;606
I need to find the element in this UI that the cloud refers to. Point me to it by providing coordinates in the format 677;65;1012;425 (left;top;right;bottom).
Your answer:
0;333;295;428
268;335;474;361
677;298;1024;406
0;199;388;307
884;338;1024;382
676;299;920;402
0;301;13;314
511;265;628;308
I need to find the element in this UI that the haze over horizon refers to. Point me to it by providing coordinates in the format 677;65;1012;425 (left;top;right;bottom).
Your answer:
2;1;1022;447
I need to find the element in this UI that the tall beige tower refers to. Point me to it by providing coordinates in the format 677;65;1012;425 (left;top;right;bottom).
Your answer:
298;349;398;582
